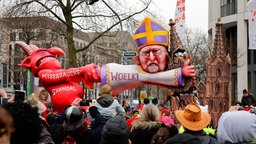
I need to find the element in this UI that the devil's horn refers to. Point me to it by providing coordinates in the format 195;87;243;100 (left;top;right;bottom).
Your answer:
29;44;39;51
15;41;34;56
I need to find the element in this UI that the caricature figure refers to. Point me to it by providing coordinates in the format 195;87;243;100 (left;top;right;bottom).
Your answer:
16;17;196;113
16;42;100;112
97;17;195;94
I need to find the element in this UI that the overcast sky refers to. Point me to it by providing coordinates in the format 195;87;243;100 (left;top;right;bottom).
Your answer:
151;0;208;32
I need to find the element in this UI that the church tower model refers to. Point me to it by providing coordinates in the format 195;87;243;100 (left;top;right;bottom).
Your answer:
203;18;232;128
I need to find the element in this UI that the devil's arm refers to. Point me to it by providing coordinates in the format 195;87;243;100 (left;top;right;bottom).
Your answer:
38;64;101;85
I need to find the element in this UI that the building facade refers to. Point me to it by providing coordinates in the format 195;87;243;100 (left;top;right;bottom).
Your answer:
208;0;255;102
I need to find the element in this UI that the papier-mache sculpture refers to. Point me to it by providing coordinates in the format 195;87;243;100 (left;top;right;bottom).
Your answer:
16;17;196;113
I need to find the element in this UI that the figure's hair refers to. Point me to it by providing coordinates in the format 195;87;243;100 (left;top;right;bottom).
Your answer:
3;102;42;144
140;103;160;122
100;84;112;95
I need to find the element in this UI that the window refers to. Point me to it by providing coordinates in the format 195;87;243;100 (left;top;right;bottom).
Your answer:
216;83;220;94
221;0;237;17
10;32;16;41
216;68;221;77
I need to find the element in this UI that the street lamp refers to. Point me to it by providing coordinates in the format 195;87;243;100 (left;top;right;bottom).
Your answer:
86;0;125;64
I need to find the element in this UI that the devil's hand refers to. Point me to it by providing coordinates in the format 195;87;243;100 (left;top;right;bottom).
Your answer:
81;64;101;89
181;59;196;79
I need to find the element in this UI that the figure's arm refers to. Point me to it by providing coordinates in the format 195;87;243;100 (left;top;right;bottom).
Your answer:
38;64;101;88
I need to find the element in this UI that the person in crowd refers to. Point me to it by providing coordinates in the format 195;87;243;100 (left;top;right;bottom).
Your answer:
27;93;47;115
151;123;179;144
48;103;106;144
95;84;125;119
122;99;131;119
86;105;107;138
127;109;141;131
3;102;54;144
241;89;255;108
158;104;165;111
101;115;130;144
135;98;150;111
0;107;14;144
26;93;50;128
129;103;176;144
164;133;201;144
217;110;256;144
38;89;52;119
160;109;175;126
0;89;13;105
174;102;217;144
39;89;50;103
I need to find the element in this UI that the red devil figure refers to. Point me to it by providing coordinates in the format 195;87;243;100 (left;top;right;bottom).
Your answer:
16;41;100;112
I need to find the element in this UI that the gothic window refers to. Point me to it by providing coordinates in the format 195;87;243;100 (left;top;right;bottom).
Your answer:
216;84;220;94
209;100;213;110
216;68;221;77
219;102;223;112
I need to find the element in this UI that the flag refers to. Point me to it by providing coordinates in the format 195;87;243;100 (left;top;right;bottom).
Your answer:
174;0;186;45
247;0;256;49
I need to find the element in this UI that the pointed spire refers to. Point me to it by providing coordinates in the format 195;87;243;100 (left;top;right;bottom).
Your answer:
212;18;225;61
169;19;185;59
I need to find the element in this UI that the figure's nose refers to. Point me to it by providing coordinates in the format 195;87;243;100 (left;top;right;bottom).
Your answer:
149;51;156;60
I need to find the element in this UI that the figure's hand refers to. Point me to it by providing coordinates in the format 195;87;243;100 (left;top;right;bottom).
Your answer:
82;64;101;89
181;59;196;78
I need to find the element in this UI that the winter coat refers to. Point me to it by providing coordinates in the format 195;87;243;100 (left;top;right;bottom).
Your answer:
95;94;125;118
129;120;162;144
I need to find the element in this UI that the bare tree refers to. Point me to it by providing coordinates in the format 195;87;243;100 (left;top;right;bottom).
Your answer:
185;28;211;83
1;0;154;67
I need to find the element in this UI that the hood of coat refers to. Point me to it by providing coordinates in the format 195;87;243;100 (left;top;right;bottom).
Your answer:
97;94;114;107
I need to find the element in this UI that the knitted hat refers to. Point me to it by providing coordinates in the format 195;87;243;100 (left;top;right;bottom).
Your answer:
101;115;129;144
133;17;168;51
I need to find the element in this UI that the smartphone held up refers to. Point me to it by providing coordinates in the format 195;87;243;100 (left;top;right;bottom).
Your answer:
14;90;26;103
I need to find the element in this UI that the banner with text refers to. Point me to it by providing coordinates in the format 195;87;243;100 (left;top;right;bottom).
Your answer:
247;0;256;49
174;0;186;45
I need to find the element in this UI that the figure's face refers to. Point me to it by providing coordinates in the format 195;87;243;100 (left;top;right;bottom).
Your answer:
138;45;168;73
